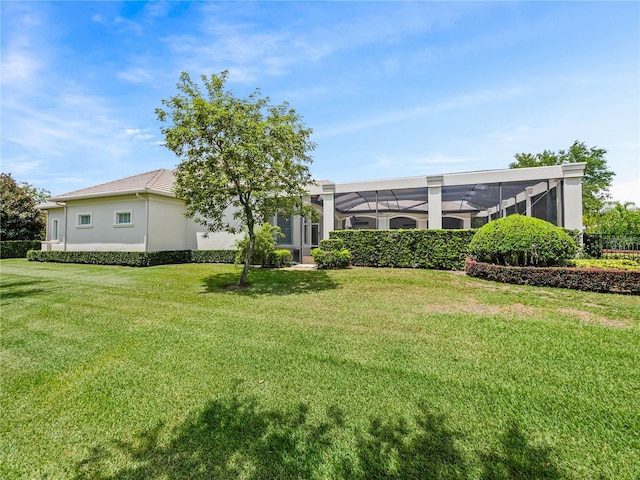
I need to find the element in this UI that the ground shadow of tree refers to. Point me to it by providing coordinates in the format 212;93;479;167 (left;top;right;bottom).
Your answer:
74;395;343;480
74;395;565;480
202;268;339;296
0;279;54;304
479;421;563;480
337;408;469;480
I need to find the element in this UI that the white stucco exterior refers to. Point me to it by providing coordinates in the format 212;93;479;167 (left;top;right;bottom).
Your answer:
38;164;587;256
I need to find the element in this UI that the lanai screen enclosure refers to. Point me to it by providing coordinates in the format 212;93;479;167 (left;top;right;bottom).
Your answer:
277;163;584;261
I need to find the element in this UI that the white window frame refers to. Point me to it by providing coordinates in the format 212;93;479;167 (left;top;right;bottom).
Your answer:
76;213;92;228
113;210;133;227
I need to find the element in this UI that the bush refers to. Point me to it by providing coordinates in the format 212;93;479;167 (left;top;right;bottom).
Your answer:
466;259;640;295
319;239;345;251
269;249;293;268
331;229;475;270
1;240;42;259
469;215;576;267
26;250;237;267
311;248;352;270
235;223;283;266
312;237;351;269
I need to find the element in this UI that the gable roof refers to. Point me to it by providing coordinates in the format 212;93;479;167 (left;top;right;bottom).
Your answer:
51;169;177;201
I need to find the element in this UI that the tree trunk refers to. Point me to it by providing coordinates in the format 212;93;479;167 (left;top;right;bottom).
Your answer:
238;228;254;287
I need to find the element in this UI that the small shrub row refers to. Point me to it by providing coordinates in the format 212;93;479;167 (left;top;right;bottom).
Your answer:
570;258;640;271
331;229;475;270
1;240;42;259
311;238;351;269
26;250;237;267
189;250;238;264
465;259;640;295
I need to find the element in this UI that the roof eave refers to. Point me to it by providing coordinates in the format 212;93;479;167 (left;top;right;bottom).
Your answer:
50;188;177;203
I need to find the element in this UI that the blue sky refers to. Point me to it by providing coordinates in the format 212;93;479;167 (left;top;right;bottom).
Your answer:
2;1;639;203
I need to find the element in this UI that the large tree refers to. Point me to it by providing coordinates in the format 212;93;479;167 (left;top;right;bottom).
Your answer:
156;71;316;286
1;173;49;241
594;201;640;235
509;141;615;226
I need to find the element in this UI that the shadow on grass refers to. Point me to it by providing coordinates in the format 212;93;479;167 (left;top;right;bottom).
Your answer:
479;421;563;480
0;279;53;304
202;268;339;296
73;394;564;480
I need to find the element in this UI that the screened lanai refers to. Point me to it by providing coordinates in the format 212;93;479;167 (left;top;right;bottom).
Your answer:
306;163;585;241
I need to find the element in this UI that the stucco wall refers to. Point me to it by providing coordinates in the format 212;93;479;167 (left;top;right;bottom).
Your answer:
188;205;244;250
63;195;147;251
42;207;65;251
147;196;191;251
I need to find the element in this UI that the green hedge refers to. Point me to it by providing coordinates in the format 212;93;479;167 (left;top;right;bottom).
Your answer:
26;250;237;267
466;259;640;295
1;240;42;259
189;250;238;264
330;229;476;270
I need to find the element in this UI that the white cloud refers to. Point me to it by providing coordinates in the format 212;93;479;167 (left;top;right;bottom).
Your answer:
123;128;155;141
610;179;640;205
0;4;48;89
144;2;172;19
315;86;524;139
371;154;477;172
114;15;143;35
117;67;153;84
0;51;41;86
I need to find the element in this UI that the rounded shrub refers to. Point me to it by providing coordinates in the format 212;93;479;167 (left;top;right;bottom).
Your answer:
468;214;576;267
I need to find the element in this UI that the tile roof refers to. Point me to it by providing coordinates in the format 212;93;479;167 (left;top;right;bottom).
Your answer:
51;169;176;201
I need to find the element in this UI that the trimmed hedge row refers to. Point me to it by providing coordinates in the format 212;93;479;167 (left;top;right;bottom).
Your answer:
465;259;640;295
1;240;42;259
330;229;476;270
27;249;237;267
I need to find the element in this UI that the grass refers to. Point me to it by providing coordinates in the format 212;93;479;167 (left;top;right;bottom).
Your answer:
1;259;639;479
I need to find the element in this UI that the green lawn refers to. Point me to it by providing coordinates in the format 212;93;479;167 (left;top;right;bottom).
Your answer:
1;259;639;479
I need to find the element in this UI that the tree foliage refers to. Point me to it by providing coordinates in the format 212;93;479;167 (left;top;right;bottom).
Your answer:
1;173;49;241
509;141;614;225
156;71;316;285
235;223;283;267
594;201;640;235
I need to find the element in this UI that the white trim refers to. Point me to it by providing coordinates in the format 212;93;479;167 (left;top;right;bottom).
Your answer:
113;209;133;227
76;213;92;228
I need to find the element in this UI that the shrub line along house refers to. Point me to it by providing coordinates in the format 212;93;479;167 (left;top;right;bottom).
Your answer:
38;163;586;262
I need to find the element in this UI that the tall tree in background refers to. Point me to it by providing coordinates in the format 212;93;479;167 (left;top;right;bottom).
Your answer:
595;201;640;235
509;141;615;227
156;71;316;286
1;173;50;240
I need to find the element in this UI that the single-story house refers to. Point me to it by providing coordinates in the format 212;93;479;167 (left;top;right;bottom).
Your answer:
38;163;586;261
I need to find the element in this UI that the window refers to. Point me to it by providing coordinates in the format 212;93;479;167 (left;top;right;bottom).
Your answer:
52;220;59;240
276;214;293;244
77;213;92;228
114;210;132;226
